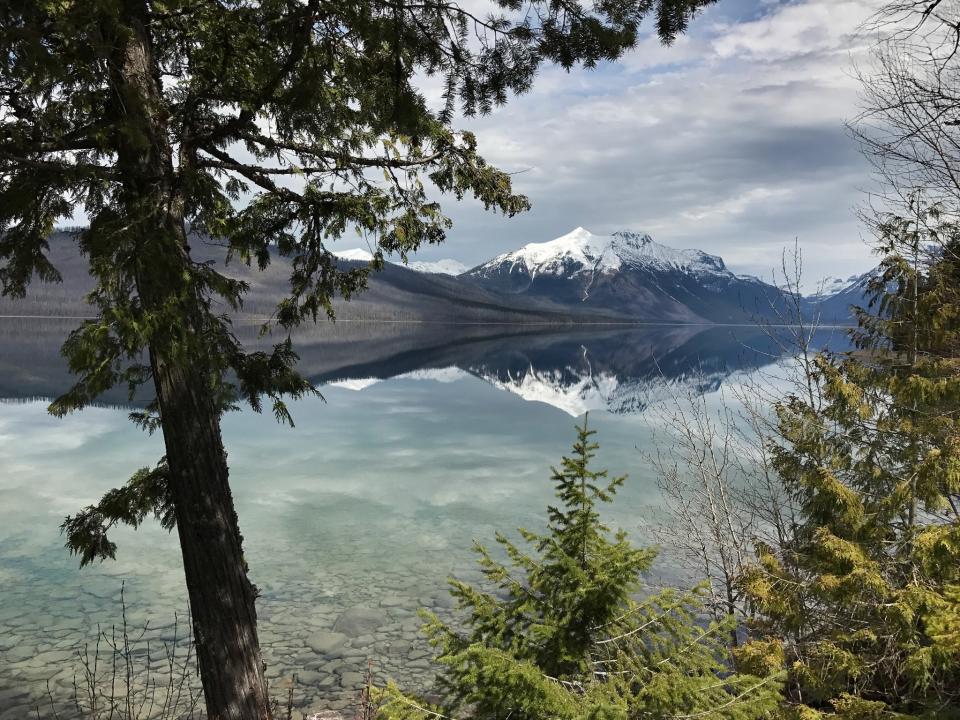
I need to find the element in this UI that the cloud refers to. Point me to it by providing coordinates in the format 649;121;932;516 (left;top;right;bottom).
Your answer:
681;187;794;222
713;0;875;61
415;0;884;282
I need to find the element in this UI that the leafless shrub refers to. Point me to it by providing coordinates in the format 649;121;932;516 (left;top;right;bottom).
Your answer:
36;585;204;720
649;380;754;628
648;246;819;630
852;0;960;278
352;661;384;720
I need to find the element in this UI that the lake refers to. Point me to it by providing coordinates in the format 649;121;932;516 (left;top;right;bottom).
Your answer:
0;319;844;717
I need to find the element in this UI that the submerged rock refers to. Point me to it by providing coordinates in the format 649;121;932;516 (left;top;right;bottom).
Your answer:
296;669;324;686
378;594;407;608
305;631;348;656
332;607;387;637
338;671;364;688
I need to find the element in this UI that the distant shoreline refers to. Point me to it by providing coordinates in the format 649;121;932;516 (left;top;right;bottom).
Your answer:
0;314;856;329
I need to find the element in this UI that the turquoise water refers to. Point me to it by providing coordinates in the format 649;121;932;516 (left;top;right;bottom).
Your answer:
0;320;833;717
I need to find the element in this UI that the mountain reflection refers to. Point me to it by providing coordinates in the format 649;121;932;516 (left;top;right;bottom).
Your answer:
308;323;848;416
0;318;847;415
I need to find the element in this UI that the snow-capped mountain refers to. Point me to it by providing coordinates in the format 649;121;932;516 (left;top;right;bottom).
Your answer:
333;248;375;262
808;274;863;299
464;227;796;323
807;270;874;323
333;249;466;276
405;259;468;276
326;230;863;324
470;227;729;285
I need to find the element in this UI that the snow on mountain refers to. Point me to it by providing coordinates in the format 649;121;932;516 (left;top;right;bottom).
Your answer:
333;249;467;276
807;274;864;299
473;227;729;281
462;226;780;321
404;259;469;276
477;364;730;417
325;363;729;417
396;367;468;382
333;248;375;262
326;367;468;390
807;269;877;324
484;366;621;417
327;377;381;391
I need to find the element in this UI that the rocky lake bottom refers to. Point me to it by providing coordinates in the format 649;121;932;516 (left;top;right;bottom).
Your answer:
1;525;484;717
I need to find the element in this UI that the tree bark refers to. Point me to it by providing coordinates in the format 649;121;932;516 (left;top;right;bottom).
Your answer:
108;2;273;717
150;350;273;720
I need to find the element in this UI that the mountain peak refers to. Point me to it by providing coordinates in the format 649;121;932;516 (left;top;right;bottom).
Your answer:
472;228;731;282
612;230;654;246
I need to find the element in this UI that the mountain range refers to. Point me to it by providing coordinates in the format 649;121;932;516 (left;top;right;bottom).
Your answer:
0;227;869;325
356;227;866;324
460;227;801;323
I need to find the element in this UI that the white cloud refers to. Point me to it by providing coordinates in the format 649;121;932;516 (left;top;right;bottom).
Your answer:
682;187;794;221
713;0;877;61
422;0;884;282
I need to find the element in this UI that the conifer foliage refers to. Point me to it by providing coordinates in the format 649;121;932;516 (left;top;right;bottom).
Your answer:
740;198;960;718
381;419;782;720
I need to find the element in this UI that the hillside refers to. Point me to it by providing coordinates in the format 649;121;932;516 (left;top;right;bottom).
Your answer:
0;232;624;324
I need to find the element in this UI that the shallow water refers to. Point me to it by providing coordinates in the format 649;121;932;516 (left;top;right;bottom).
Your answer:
0;320;842;716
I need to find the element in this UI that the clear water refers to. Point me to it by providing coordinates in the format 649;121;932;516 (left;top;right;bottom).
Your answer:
0;320;844;717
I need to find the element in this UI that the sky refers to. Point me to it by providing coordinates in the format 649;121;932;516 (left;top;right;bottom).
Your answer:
55;0;884;286
401;0;885;285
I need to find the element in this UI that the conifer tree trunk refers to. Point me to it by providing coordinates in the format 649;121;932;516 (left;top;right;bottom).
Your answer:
108;2;272;717
150;350;273;720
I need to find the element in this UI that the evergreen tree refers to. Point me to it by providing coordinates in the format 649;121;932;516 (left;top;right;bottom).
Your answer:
740;198;960;718
381;419;783;720
0;1;715;716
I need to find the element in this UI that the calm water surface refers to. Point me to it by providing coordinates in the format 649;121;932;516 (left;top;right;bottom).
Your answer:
0;319;840;716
